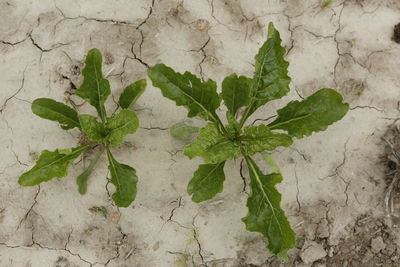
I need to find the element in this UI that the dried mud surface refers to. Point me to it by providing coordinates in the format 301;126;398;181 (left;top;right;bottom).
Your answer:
1;0;400;266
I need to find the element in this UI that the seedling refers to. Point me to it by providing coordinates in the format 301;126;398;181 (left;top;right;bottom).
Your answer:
148;23;349;259
18;49;146;207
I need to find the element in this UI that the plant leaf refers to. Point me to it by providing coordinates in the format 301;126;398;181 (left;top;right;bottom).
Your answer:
170;122;199;140
242;156;295;260
76;148;103;195
107;149;138;207
184;123;240;163
268;88;349;138
118;79;146;109
221;73;252;117
247;22;291;116
106;109;139;146
187;162;225;202
147;64;221;121
241;125;292;155
76;48;110;121
79;114;107;143
18;146;88;186
262;153;281;174
31;98;80;130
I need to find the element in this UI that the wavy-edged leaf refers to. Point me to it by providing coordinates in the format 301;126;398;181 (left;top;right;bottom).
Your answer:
241;125;292;155
79;114;107;143
188;162;225;202
107;149;138;207
32;98;80;130
106;109;139;146
76;48;110;120
118;79;146;109
76;148;103;195
184;123;240;163
242;156;295;260
221;73;252;117
18;146;88;186
170;122;199;140
147;64;221;121
268;88;349;138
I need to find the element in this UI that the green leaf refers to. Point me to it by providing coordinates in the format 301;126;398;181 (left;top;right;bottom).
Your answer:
31;98;80;130
187;162;225;202
170;122;199;140
106;109;139;146
76;148;103;195
118;79;146;109
242;156;295;260
79;114;107;143
184;123;240;163
221;73;252;117
147;64;221;121
107;149;138;207
18;146;88;186
76;48;110;121
262;153;281;174
241;125;292;155
268;88;349;138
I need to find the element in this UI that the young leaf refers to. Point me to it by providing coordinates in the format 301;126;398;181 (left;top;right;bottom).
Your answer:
187;162;226;202
170;122;199;140
262;153;281;174
76;48;110;121
242;156;295;260
32;98;80;130
76;148;103;195
107;149;138;207
184;123;241;163
118;79;146;109
241;125;292;155
221;74;252;117
106;109;139;146
79;114;107;143
268;88;349;138
147;64;221;121
18;145;88;186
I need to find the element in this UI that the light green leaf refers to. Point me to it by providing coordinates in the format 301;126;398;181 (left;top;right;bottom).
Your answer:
147;64;221;121
242;156;295;260
76;148;103;195
79;114;107;143
106;109;139;146
118;79;146;109
241;125;292;155
262;153;281;174
18;146;88;186
268;88;349;138
170;122;199;140
188;162;225;202
221;73;252;117
184;123;240;164
107;149;138;207
76;48;110;121
32;98;80;130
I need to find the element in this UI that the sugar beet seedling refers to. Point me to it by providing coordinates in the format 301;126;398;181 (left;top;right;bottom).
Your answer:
19;49;146;207
148;23;349;259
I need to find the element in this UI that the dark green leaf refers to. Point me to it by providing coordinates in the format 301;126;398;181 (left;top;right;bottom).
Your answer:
76;48;110;121
106;109;139;146
241;125;292;155
79;114;107;143
76;148;103;195
107;149;138;207
268;88;349;138
170;122;199;140
31;98;80;130
188;162;225;202
221;73;252;117
147;64;221;121
184;123;240;163
242;156;295;260
118;79;146;109
18;146;88;186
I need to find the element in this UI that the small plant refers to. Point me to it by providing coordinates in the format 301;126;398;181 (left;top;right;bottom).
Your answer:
19;49;146;207
148;23;349;259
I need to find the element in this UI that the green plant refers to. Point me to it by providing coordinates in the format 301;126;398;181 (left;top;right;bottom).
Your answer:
148;23;349;259
18;49;146;207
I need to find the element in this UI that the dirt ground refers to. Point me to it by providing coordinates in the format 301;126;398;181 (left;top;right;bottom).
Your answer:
1;0;400;266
